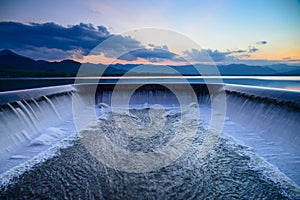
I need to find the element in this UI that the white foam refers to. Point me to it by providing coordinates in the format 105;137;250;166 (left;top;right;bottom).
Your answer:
0;133;78;186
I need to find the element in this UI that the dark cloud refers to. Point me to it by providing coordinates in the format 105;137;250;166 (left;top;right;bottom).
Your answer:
0;21;177;62
119;47;178;62
93;35;143;58
0;21;265;64
0;21;111;57
256;40;267;45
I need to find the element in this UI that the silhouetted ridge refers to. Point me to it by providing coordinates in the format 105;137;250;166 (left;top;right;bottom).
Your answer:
0;49;299;77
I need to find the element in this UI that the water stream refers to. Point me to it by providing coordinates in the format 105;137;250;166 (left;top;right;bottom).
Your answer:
0;84;299;199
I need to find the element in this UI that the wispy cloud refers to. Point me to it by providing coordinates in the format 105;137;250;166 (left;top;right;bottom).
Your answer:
256;40;267;45
183;49;227;62
282;57;300;62
248;46;259;53
183;47;257;63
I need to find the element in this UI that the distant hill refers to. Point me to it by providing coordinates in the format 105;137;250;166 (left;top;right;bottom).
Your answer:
0;49;127;77
110;63;299;76
0;49;299;77
265;64;300;74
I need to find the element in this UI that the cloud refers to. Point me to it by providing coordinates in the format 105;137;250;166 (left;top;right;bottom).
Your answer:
16;47;84;61
256;40;267;45
0;22;111;57
183;46;262;63
0;21;178;62
228;49;247;54
92;35;143;58
206;49;230;62
0;21;146;61
282;57;300;62
183;49;225;62
0;21;268;64
183;48;249;62
248;46;259;53
119;47;178;62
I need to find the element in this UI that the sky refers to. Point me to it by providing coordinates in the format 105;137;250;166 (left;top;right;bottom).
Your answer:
0;0;300;65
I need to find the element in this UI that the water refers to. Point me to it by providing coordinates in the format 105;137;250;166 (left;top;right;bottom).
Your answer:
0;83;299;199
0;90;75;175
1;107;299;199
0;76;299;92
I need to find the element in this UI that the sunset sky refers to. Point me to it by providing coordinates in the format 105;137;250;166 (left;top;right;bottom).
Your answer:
0;0;299;65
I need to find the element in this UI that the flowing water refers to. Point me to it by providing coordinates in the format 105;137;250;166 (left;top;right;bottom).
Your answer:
0;84;299;199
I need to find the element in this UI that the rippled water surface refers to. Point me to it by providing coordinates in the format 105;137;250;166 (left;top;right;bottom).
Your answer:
1;107;299;199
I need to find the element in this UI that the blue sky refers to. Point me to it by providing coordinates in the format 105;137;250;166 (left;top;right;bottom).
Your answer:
0;0;299;65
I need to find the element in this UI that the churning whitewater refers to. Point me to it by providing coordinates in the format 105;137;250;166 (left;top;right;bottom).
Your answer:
1;104;299;199
0;84;300;199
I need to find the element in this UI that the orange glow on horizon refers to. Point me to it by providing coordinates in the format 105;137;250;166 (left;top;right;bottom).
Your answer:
247;45;300;61
71;45;300;66
73;54;190;66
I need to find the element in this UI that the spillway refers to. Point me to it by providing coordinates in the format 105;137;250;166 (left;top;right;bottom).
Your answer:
0;83;299;199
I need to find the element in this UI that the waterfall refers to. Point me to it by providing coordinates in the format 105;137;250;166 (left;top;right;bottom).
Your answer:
225;84;300;151
0;83;299;188
0;86;76;175
43;96;63;120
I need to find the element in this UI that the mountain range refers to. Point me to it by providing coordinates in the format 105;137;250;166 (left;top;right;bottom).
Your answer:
0;49;299;77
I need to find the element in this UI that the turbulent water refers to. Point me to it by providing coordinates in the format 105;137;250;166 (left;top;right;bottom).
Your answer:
1;106;299;199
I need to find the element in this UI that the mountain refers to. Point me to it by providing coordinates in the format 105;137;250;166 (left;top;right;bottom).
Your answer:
0;49;78;77
264;64;300;74
0;49;299;77
110;63;299;76
108;62;299;76
0;49;126;77
217;64;276;75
